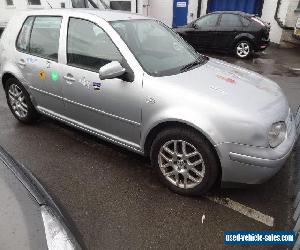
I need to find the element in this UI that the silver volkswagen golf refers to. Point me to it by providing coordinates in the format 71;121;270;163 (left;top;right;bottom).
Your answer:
0;9;299;195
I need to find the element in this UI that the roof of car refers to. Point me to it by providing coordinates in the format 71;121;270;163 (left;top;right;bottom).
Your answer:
210;11;254;16
20;8;152;22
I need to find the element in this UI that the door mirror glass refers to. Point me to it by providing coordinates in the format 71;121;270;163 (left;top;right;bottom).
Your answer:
99;61;126;80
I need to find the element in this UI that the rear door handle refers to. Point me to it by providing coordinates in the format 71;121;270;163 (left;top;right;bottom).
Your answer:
63;74;75;84
17;59;26;67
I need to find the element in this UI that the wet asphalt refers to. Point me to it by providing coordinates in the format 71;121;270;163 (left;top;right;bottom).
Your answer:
0;46;300;250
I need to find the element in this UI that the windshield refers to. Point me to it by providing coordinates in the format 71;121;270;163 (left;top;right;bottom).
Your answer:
111;19;206;77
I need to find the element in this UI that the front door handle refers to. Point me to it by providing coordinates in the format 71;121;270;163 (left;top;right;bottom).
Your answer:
63;74;75;84
17;59;26;67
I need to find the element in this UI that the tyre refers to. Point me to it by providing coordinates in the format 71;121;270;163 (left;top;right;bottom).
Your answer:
5;78;39;124
150;127;219;196
235;40;252;59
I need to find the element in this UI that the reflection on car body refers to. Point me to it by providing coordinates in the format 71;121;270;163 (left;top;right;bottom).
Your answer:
0;9;299;195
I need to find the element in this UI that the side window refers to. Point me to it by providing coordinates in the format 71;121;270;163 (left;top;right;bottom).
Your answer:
220;14;242;27
16;17;34;52
29;16;62;61
67;18;122;72
194;14;219;28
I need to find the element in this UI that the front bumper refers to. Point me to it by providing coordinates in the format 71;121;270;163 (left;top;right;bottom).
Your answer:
216;107;299;185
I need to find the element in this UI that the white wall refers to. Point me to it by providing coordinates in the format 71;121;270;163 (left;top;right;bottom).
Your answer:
260;0;290;43
146;0;173;26
0;0;70;27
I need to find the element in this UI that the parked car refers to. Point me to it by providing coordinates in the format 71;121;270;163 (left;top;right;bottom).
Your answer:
294;15;300;40
0;145;82;249
0;9;298;195
175;11;271;59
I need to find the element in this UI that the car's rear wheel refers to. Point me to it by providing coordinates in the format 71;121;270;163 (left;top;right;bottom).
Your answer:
150;127;219;195
5;78;39;124
235;40;252;59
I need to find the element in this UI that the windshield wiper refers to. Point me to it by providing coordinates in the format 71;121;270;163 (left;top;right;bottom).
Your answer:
180;56;207;72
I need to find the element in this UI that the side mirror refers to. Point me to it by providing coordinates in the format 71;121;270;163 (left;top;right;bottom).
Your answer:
99;61;126;80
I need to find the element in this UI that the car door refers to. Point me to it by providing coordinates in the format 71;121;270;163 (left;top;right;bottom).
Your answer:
59;17;142;146
15;16;65;114
215;14;244;51
184;14;219;51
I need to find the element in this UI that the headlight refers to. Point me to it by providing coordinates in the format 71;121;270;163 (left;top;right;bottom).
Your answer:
268;122;287;148
41;206;81;250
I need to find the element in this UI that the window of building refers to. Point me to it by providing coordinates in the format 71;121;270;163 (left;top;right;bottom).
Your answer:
67;18;122;72
28;0;41;5
220;14;242;27
16;17;35;52
6;0;14;6
297;0;300;9
29;17;62;61
194;14;219;28
71;0;87;8
110;1;131;11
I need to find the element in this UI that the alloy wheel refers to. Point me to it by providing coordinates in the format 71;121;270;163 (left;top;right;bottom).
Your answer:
236;42;250;58
8;84;28;118
158;140;205;189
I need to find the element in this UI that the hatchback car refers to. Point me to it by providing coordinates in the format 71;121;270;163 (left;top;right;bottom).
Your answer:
0;9;299;195
175;11;270;58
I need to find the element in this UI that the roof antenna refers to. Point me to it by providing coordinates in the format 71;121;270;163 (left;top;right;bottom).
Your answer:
45;0;53;8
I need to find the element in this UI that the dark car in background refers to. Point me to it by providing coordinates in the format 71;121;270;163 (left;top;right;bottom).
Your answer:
175;11;270;59
0;146;82;250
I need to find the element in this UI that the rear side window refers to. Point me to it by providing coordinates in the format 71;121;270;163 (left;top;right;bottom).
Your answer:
67;18;122;72
220;14;242;27
29;16;62;61
16;17;34;52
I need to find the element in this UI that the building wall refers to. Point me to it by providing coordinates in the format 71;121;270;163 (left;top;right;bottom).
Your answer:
260;0;289;43
0;0;69;27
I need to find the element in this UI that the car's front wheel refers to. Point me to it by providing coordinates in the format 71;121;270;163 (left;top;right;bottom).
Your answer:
235;40;252;59
5;78;39;124
150;127;219;195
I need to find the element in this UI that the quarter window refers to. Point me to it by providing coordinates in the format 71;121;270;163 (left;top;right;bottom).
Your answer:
28;0;41;5
67;18;122;72
220;14;242;27
29;17;62;61
240;16;251;26
194;14;219;28
16;17;34;52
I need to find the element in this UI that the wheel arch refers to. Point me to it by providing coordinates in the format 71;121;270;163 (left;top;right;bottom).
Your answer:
233;34;255;50
143;120;222;185
1;72;17;91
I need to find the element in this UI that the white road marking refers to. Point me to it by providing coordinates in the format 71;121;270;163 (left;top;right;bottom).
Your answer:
201;214;205;224
205;196;274;227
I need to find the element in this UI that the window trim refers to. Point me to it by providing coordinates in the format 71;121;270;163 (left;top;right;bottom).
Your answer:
66;17;125;73
15;15;63;63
